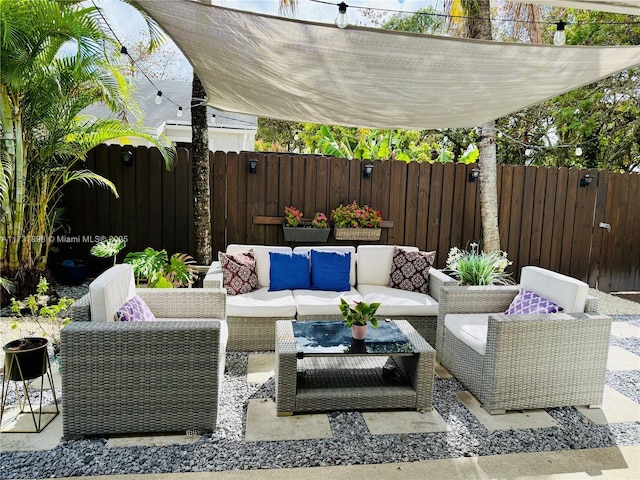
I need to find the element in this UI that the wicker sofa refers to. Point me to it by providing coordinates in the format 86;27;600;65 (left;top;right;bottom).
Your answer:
62;264;228;438
205;244;456;351
436;266;611;414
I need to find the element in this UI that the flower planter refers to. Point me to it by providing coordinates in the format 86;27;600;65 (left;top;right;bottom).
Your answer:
334;227;381;241
3;337;49;381
282;223;330;243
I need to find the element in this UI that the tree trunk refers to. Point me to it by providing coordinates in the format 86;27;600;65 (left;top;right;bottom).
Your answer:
191;73;212;265
469;0;501;253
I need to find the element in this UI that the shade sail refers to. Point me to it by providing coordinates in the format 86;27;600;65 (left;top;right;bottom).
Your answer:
134;0;640;130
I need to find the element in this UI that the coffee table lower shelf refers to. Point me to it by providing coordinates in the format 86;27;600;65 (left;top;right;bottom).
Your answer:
275;320;435;416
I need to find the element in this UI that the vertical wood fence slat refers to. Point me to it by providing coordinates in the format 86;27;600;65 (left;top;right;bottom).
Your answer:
61;147;639;291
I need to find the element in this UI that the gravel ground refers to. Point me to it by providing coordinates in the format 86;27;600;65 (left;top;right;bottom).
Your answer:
1;283;639;479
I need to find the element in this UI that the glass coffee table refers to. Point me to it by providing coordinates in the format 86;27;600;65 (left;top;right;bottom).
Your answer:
275;320;435;416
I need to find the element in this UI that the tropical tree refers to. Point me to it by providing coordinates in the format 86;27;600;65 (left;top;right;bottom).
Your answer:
0;0;174;297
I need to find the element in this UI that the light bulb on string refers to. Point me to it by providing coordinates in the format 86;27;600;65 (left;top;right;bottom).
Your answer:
211;114;216;125
177;106;183;118
575;144;583;156
335;2;349;29
155;91;163;105
554;20;566;46
525;148;533;157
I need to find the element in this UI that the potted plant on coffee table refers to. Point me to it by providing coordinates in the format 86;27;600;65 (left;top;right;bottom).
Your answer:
339;298;381;340
282;206;330;242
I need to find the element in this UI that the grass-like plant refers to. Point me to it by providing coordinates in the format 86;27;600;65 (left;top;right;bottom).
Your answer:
445;243;513;286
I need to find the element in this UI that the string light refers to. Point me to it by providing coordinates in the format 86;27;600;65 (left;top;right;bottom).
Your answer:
554;20;566;46
575;144;583;156
177;106;183;118
155;91;163;105
335;2;349;29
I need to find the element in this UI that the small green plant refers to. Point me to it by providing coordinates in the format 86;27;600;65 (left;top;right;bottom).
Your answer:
10;276;74;352
339;298;381;328
445;243;513;286
90;237;127;265
123;247;195;287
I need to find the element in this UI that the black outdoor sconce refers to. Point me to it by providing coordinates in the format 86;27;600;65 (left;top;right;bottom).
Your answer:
363;164;373;179
580;174;594;188
121;147;135;167
249;158;258;174
468;168;480;182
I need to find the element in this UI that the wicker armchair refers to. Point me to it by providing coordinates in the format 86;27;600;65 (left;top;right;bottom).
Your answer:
62;265;228;438
436;267;611;414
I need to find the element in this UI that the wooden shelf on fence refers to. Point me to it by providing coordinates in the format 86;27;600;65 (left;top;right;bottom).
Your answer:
253;216;393;228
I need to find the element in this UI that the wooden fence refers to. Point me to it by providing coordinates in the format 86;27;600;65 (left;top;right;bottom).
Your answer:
63;145;640;292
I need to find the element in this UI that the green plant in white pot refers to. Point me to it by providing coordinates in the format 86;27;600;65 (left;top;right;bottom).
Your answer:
339;298;381;340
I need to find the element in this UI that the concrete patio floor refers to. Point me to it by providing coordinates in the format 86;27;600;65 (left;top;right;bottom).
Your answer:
1;291;639;479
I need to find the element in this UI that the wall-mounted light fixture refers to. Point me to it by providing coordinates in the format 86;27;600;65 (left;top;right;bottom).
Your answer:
121;147;135;167
248;158;258;174
363;164;373;179
468;167;480;182
580;173;594;188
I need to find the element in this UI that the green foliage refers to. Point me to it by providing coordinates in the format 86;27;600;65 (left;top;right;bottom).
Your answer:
339;298;380;328
0;0;175;292
445;244;513;286
124;248;195;287
90;237;127;265
10;276;74;348
380;7;445;34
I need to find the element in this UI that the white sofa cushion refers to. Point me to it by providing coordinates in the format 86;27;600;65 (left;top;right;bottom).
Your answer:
356;284;439;317
444;313;491;355
89;264;135;322
294;287;364;316
356;245;418;286
520;266;588;312
226;244;292;288
226;287;297;318
294;246;357;286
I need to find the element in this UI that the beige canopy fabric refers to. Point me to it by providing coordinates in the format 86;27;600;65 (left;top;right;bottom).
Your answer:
524;1;640;15
134;0;640;130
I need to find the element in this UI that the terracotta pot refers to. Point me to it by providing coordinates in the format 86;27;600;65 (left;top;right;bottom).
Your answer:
351;324;368;340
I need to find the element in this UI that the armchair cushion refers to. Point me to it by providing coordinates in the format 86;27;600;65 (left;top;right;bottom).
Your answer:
89;264;135;322
388;248;436;294
115;295;156;322
219;250;259;295
444;313;491;355
520;266;588;312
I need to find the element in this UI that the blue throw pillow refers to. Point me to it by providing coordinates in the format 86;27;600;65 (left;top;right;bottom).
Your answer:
269;252;310;291
310;250;351;291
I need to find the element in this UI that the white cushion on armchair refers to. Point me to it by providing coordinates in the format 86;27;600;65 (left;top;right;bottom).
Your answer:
520;266;589;312
88;264;135;322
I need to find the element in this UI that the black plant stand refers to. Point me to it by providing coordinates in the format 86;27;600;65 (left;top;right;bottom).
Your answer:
1;349;60;433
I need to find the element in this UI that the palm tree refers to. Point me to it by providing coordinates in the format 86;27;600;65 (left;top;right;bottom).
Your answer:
0;0;174;297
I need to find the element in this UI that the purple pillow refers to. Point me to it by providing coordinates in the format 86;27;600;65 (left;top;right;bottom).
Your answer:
505;289;564;315
115;295;156;322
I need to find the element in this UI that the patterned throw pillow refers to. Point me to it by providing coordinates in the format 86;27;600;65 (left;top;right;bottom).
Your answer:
388;248;436;294
115;295;156;322
505;289;564;314
219;250;259;296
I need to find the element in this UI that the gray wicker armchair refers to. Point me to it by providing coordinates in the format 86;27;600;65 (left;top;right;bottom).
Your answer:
436;266;611;414
62;264;228;438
